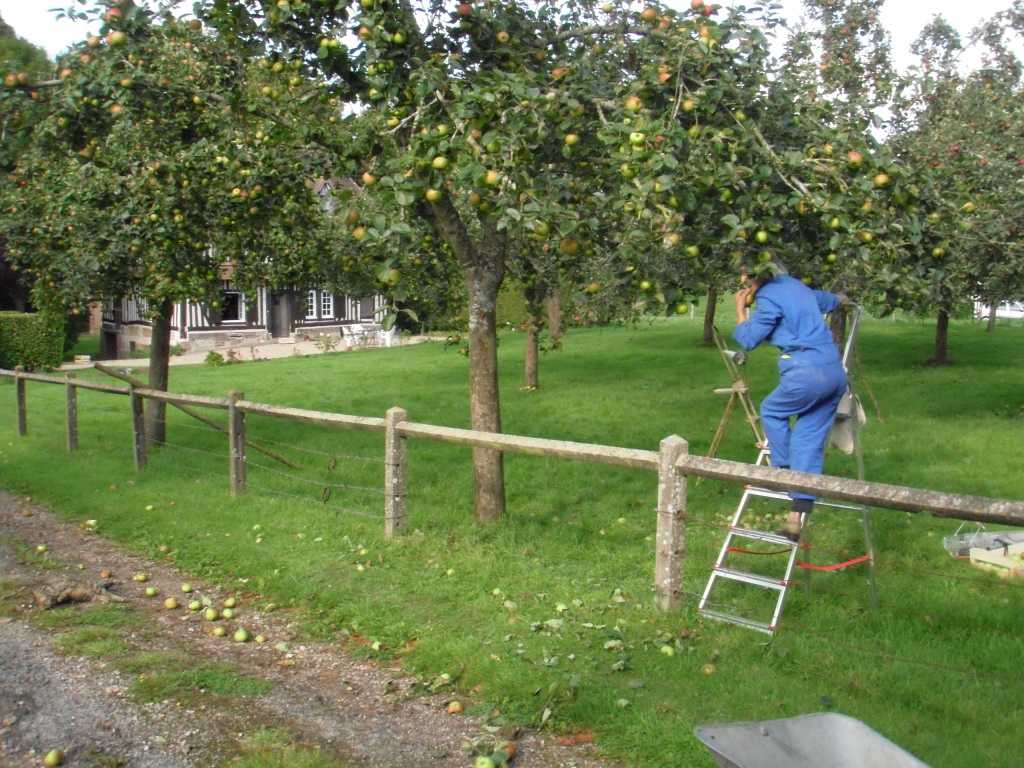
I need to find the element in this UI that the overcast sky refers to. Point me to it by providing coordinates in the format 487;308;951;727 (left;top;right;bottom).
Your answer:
0;0;1016;70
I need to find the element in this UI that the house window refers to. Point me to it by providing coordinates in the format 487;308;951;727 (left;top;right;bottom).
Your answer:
320;292;334;319
221;291;244;322
307;290;317;319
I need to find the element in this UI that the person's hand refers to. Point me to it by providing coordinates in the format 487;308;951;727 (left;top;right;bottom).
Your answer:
735;288;753;321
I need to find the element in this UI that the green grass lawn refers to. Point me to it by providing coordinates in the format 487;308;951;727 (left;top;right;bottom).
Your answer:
2;314;1023;767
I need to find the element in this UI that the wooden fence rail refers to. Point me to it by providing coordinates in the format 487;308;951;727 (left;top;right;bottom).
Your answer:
4;367;1024;613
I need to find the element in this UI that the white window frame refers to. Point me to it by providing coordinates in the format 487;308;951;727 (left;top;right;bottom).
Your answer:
221;290;245;323
306;290;317;319
320;291;335;319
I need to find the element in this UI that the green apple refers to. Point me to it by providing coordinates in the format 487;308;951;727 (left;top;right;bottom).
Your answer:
213;626;228;637
145;587;158;597
234;628;251;642
224;597;237;609
188;600;202;612
205;607;219;621
181;583;193;593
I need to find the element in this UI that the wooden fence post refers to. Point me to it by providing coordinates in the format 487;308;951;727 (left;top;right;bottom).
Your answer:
229;390;247;497
385;406;408;539
655;435;688;611
15;367;27;436
66;373;79;452
130;385;147;470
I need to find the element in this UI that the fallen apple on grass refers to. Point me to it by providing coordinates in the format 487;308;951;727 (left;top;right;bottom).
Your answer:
205;607;219;621
145;587;158;597
44;748;63;767
164;597;179;610
213;626;228;637
234;628;250;643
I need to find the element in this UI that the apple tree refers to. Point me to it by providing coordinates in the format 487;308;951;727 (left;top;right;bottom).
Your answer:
0;1;340;440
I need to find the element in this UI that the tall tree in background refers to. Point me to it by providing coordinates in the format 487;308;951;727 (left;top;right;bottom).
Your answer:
888;5;1024;360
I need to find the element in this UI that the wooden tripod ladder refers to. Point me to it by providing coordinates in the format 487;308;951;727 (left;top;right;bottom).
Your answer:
706;326;768;465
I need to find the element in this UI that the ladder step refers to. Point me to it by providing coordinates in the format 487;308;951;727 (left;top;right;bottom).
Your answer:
712;566;791;590
698;608;775;635
745;486;790;501
743;487;866;513
728;526;799;547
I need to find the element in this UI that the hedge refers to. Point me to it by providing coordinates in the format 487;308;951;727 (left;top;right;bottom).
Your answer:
0;311;67;371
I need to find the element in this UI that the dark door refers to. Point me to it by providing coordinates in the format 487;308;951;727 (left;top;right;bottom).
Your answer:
270;292;293;338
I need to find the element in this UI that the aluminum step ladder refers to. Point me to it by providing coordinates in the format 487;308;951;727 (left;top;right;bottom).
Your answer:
697;486;873;635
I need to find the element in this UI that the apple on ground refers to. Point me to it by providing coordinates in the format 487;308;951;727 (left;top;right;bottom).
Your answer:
164;597;179;610
205;607;219;621
213;626;228;637
181;583;193;593
44;749;63;767
234;627;250;642
145;587;158;597
224;597;237;609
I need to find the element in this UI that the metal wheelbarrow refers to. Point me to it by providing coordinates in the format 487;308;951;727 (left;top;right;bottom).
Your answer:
695;713;930;768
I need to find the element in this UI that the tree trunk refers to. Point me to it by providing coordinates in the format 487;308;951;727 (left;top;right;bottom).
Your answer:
145;298;174;445
986;306;995;332
702;287;717;345
546;287;563;340
428;196;507;522
931;307;950;365
524;314;539;390
523;278;546;391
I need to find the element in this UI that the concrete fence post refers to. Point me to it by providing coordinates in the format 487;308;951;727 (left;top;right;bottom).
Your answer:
385;406;408;539
228;390;246;497
15;367;27;436
655;435;688;611
66;373;78;452
130;385;147;470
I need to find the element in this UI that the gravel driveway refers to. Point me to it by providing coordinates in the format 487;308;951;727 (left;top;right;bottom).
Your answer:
0;491;612;768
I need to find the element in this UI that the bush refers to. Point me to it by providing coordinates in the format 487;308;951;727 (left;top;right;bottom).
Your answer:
0;311;67;371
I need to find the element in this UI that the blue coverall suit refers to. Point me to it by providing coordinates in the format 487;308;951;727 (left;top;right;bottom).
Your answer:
732;275;847;504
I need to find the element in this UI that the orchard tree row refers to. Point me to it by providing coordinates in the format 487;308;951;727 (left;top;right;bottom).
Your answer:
2;0;1023;521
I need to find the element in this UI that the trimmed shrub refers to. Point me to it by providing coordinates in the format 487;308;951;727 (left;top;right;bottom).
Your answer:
0;311;67;371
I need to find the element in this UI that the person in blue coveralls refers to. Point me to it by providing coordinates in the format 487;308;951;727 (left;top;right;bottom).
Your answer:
732;259;847;541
